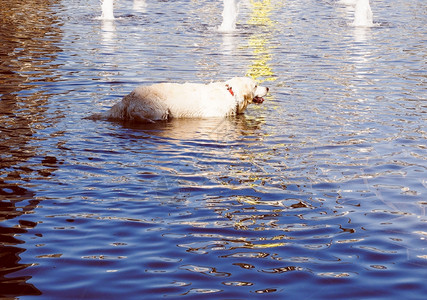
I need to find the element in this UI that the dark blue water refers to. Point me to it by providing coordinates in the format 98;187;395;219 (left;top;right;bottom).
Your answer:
1;0;426;299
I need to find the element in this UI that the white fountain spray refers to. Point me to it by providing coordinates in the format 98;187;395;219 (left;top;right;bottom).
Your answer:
133;0;147;13
351;0;374;27
338;0;357;6
218;0;239;32
100;0;115;20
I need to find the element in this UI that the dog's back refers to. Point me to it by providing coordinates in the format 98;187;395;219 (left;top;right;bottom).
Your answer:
87;77;267;123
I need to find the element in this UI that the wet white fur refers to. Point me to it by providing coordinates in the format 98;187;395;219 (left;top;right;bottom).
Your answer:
95;77;268;122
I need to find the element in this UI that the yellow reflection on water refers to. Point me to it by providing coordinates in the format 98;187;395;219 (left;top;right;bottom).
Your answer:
249;242;287;248
246;0;278;83
248;0;276;27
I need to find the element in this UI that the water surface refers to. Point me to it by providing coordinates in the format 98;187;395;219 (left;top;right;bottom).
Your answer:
0;0;426;299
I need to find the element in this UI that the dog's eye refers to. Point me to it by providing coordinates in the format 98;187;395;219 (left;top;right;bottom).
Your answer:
254;85;258;88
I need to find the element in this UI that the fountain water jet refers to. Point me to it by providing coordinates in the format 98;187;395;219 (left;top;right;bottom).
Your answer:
100;0;115;20
338;0;357;6
133;0;147;13
351;0;373;27
218;0;239;32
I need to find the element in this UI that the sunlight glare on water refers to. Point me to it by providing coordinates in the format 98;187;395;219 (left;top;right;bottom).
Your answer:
0;0;426;299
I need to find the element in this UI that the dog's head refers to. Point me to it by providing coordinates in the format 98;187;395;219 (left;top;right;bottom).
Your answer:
225;77;269;113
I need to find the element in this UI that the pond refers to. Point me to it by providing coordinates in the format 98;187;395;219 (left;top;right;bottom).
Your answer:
0;0;426;298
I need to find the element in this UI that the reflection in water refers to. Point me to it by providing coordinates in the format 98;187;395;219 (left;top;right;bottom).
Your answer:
0;0;62;296
133;0;147;13
117;114;263;142
348;23;374;90
353;26;371;43
0;0;425;298
101;20;117;45
0;201;41;297
214;0;281;234
246;0;277;83
221;33;237;57
247;33;275;82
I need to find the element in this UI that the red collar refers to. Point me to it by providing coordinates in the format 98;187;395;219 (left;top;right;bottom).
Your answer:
226;84;234;96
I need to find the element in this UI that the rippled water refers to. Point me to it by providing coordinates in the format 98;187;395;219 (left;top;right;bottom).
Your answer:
1;0;426;298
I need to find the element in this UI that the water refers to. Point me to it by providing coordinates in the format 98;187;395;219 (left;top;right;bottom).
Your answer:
1;0;426;298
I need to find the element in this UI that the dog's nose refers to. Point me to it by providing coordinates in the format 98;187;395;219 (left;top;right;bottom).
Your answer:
266;87;269;92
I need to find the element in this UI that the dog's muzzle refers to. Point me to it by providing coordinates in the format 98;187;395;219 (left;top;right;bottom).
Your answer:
253;87;269;104
253;96;264;104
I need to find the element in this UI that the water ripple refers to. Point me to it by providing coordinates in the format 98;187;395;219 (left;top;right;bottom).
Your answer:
1;0;426;299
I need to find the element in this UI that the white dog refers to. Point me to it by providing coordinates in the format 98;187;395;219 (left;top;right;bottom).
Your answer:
90;77;269;122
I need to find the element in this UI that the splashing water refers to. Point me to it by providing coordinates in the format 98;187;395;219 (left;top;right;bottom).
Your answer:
351;0;374;27
133;0;147;13
218;0;239;32
338;0;357;5
100;0;115;20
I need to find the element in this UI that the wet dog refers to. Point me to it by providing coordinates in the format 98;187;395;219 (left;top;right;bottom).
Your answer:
90;77;269;122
